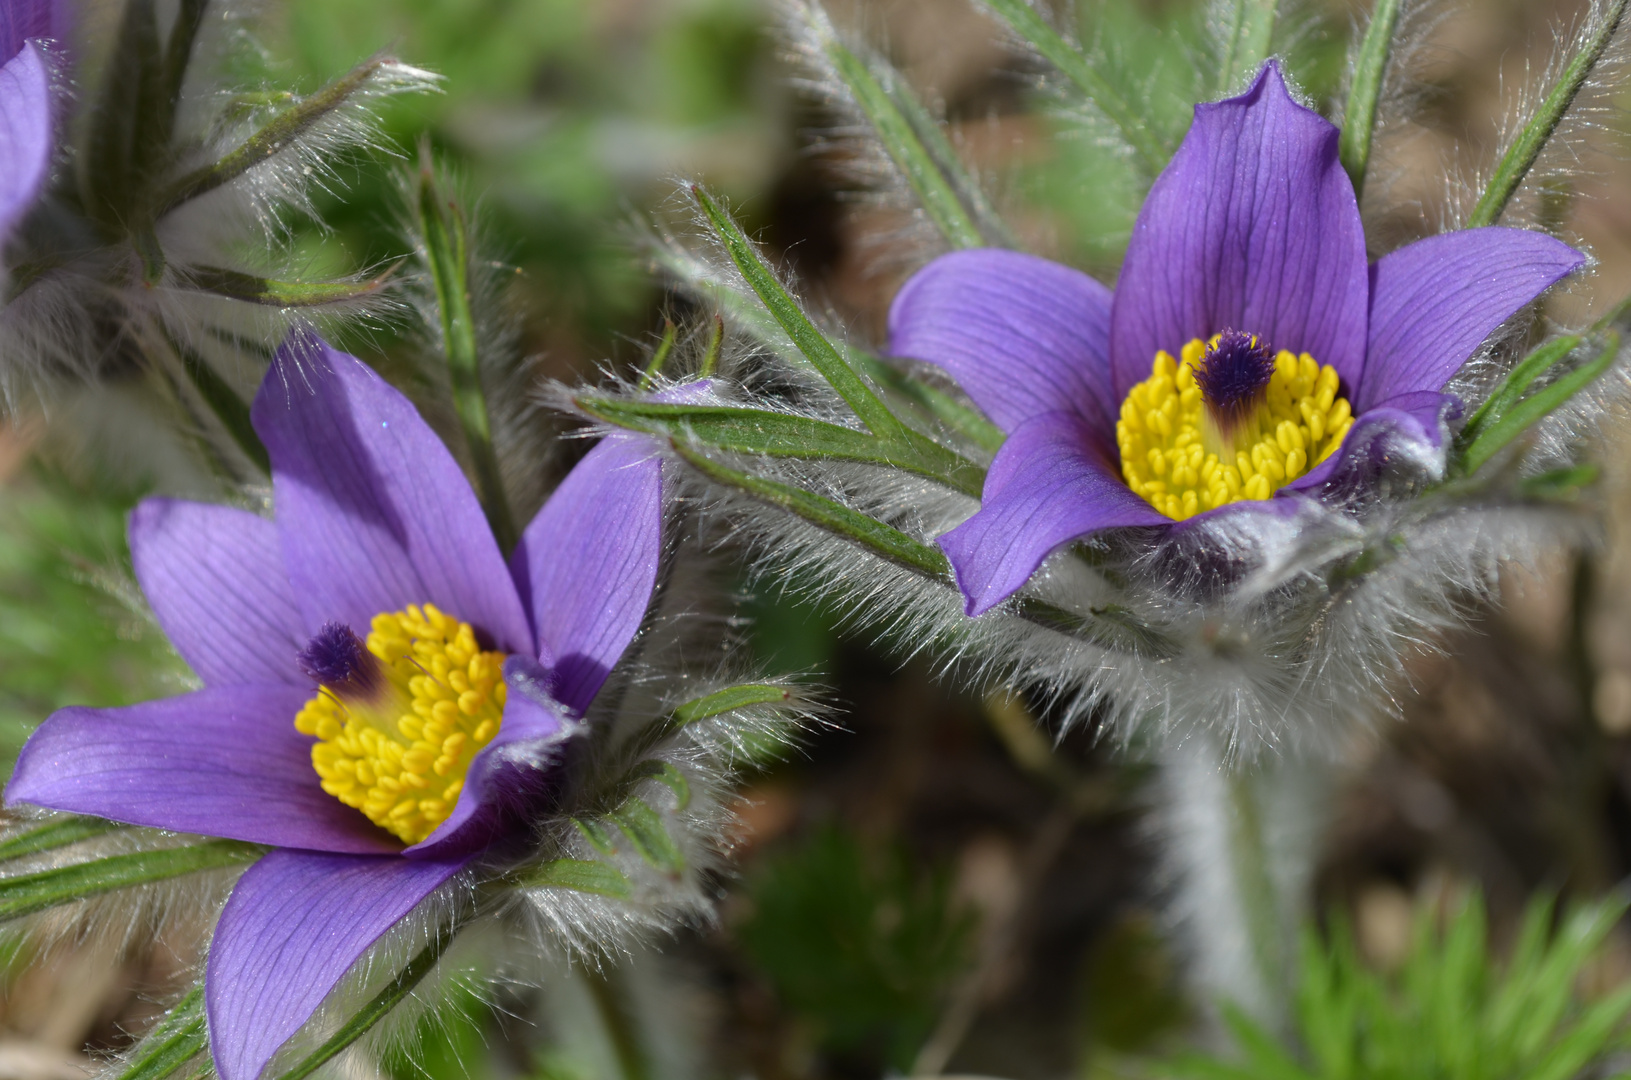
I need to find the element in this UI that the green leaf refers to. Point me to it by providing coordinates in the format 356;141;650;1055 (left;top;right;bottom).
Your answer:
157;56;392;216
850;353;1005;454
121;990;208;1080
573;817;619;855
1520;463;1599;499
1339;0;1404;199
1459;333;1583;449
0;840;263;922
576;397;985;496
610;799;684;875
978;0;1168;173
674;683;793;725
629;761;691;810
1214;0;1278;97
182;263;399;307
416;162;517;553
1465;0;1629;227
803;7;984;249
668;440;953;579
524;859;633;900
0;816;122;863
691;186;906;441
638;320;678;392
270;932;454;1080
116;986;207;1080
167;331;271;475
1460;330;1619;474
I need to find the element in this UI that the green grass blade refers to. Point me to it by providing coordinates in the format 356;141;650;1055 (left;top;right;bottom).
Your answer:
157;57;391;216
523;859;634;900
0;816;122;863
1339;0;1404;199
692;186;907;441
182;264;399;307
675;684;793;725
1459;334;1582;449
802;7;984;248
417;164;517;553
0;840;263;922
270;932;455;1080
1215;0;1277;96
117;986;208;1080
577;397;985;496
1461;330;1619;474
978;0;1168;173
1465;0;1629;227
670;441;952;578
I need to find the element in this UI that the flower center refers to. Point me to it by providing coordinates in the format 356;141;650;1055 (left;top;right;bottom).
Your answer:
1115;334;1354;520
293;603;507;844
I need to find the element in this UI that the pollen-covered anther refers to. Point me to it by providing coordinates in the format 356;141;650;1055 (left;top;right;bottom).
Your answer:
1115;336;1354;520
293;603;507;844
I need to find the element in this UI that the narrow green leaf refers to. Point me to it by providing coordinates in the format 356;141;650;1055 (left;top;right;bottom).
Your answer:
638;320;678;392
691;186;906;441
669;440;953;578
851;352;1006;453
573;818;618;855
1520;463;1599;499
417;161;517;553
116;987;207;1080
699;312;725;377
577;397;985;496
168;332;271;474
1461;330;1619;474
183;263;399;307
630;761;691;810
0;816;121;863
156;0;210;152
0;840;262;922
270;932;454;1080
1459;333;1582;449
84;0;161;229
978;0;1168;173
523;859;633;900
157;57;389;216
1465;0;1629;227
1340;0;1404;198
674;684;792;725
610;799;684;875
1215;0;1278;96
806;8;984;248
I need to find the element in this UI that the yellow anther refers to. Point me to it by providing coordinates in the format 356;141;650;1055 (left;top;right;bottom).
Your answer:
1115;340;1354;521
294;604;508;845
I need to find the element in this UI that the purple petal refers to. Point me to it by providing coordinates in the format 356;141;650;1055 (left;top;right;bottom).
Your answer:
1286;391;1462;492
1358;228;1584;410
207;849;468;1080
251;332;533;656
0;0;57;57
130;499;307;687
1109;60;1368;399
405;655;573;858
887;249;1118;433
937;411;1169;616
5;687;399;854
0;42;51;248
508;433;661;715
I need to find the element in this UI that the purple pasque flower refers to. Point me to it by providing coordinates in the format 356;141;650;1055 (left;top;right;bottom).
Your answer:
887;60;1586;617
0;0;65;249
4;330;668;1080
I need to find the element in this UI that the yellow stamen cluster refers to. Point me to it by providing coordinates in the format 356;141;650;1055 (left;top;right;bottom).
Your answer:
1116;338;1354;520
294;604;507;844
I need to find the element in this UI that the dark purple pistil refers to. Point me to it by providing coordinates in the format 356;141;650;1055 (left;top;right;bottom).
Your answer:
1193;329;1275;426
297;622;380;696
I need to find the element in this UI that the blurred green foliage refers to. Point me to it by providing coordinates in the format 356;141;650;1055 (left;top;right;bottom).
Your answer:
1164;892;1631;1080
0;467;189;779
737;826;976;1073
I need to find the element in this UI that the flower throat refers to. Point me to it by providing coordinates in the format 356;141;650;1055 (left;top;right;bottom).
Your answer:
294;604;506;844
1115;331;1353;520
